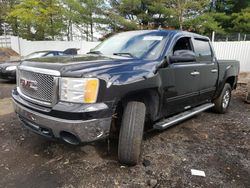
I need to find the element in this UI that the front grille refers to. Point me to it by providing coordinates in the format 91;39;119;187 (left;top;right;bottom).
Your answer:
18;69;55;103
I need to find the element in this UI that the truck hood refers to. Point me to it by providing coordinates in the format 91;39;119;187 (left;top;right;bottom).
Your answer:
20;55;160;85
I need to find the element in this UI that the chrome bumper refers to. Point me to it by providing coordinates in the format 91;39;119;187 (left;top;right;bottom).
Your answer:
13;99;112;143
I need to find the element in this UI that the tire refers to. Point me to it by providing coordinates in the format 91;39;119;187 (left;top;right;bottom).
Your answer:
118;101;146;166
213;83;232;114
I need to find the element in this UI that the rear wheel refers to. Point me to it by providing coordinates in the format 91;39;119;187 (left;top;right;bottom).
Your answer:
118;101;146;166
213;83;232;113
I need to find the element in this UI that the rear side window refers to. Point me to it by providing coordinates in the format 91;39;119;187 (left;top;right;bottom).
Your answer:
58;52;65;56
193;39;212;61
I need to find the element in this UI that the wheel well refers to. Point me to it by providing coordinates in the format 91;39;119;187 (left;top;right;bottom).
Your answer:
225;76;236;89
112;89;160;130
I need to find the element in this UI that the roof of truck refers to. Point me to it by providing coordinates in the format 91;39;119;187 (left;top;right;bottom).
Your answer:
120;29;210;41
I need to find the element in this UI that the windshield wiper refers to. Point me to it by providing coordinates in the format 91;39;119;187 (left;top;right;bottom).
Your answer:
87;51;103;55
113;52;135;58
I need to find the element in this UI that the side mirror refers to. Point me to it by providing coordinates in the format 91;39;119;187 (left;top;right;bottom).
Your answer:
169;50;196;63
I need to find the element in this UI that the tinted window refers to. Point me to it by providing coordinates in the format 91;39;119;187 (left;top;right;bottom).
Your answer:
45;52;55;57
25;52;48;59
58;52;65;56
193;39;212;60
173;37;193;53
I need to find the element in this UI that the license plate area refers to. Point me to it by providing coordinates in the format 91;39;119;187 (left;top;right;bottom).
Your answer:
18;115;54;138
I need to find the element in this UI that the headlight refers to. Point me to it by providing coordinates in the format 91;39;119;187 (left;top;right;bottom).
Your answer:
60;78;99;103
6;66;17;71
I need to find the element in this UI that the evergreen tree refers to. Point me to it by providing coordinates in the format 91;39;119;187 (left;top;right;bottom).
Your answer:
1;0;249;40
7;0;65;40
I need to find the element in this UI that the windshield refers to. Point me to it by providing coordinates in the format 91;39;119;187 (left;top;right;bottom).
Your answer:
25;52;48;59
91;31;168;60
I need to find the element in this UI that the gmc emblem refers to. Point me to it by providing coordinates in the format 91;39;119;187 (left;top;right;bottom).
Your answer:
20;78;38;91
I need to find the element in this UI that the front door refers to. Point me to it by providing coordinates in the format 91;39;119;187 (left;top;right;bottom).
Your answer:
160;37;201;117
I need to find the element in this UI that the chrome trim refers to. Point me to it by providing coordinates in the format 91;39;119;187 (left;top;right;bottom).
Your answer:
12;91;51;112
13;99;112;143
226;65;232;70
17;87;52;107
190;71;200;76
211;69;218;73
17;67;60;107
81;103;109;112
14;98;97;123
154;103;215;130
16;68;20;87
19;65;61;76
171;63;211;68
52;77;59;106
184;105;191;110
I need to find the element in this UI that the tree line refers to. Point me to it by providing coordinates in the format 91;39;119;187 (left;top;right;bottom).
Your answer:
0;0;249;41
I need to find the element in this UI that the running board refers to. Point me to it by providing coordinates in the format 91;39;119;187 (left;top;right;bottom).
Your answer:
154;103;215;130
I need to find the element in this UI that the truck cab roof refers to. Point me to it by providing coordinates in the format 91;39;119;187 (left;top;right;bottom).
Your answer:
120;30;210;41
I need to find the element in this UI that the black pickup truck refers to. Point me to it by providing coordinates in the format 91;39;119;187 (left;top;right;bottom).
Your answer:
12;30;239;165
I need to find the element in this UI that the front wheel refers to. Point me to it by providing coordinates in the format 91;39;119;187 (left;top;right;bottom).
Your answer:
118;101;146;166
213;83;232;113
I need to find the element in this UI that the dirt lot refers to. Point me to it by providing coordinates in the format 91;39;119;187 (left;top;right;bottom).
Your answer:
0;79;249;188
0;48;20;62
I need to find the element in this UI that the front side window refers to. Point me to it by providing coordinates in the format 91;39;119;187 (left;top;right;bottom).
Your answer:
45;52;55;57
25;52;48;59
58;52;65;56
169;37;196;64
173;37;193;54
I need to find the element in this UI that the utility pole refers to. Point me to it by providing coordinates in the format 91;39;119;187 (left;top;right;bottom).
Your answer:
212;31;215;42
3;23;7;47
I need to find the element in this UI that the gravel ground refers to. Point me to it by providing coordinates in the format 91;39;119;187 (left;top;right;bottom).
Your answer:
0;80;249;188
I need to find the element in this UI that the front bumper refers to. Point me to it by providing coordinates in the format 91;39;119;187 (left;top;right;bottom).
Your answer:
12;95;112;143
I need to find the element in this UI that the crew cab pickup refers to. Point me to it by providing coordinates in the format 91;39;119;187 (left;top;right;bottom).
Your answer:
12;30;239;165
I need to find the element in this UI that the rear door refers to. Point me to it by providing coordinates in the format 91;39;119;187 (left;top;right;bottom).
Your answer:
192;38;218;103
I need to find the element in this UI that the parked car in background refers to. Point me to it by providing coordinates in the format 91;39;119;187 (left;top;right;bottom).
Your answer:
12;30;239;165
0;48;79;81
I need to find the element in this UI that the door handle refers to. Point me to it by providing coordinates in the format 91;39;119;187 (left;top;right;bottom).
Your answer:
211;69;218;73
190;71;200;76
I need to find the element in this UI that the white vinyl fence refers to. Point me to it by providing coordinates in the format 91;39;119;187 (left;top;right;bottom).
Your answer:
213;41;250;72
1;36;250;72
0;35;100;56
0;36;11;48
